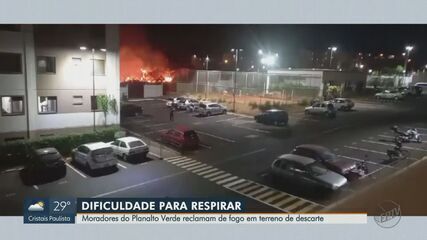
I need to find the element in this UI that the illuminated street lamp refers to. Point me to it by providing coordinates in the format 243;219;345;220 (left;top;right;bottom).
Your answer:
328;46;338;68
404;45;414;76
80;46;106;132
205;55;210;99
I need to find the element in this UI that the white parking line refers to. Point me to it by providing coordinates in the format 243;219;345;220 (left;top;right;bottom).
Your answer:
322;127;344;134
344;145;386;155
221;148;266;164
65;163;87;179
360;166;387;179
337;155;397;169
92;170;188;198
148;152;162;159
231;124;270;133
199;143;212;149
378;134;427;143
226;112;253;118
33;185;39;190
1;167;24;174
58;180;68;185
146;123;170;127
117;163;127;169
5;193;16;198
215;117;241;123
291;117;320;122
196;131;236;143
362;139;427;152
344;145;418;161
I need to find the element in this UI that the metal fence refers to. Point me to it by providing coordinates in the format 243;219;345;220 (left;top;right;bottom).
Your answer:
176;70;320;102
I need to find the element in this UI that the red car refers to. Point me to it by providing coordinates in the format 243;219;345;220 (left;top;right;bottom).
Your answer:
160;126;200;149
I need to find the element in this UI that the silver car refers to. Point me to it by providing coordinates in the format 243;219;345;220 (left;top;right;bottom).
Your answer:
72;142;117;170
270;154;347;191
375;90;404;100
198;102;227;116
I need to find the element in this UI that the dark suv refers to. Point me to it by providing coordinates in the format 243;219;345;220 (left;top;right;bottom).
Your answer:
20;148;66;185
160;126;200;149
254;109;288;126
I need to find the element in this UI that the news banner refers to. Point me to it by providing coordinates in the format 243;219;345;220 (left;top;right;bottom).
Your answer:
23;198;367;224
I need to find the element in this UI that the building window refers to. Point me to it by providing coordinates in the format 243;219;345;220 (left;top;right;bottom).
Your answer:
38;96;57;114
37;56;56;74
92;59;105;76
72;95;83;105
0;52;22;74
72;57;82;66
1;96;24;116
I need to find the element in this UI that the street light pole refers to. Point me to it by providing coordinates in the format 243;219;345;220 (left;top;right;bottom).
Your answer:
92;48;96;132
231;48;242;112
81;46;104;133
404;45;414;77
205;55;209;99
328;46;337;69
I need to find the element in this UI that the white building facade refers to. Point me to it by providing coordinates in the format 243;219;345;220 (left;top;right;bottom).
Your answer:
0;25;120;142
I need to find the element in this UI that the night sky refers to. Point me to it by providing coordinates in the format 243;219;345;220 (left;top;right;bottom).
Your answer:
125;25;427;70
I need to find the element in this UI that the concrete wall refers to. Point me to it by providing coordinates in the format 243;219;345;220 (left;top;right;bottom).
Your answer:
0;28;28;134
144;84;163;98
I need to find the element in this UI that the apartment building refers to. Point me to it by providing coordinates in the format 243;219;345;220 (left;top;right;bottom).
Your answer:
0;25;120;142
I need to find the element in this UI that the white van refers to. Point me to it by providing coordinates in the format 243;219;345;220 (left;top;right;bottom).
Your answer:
71;142;117;170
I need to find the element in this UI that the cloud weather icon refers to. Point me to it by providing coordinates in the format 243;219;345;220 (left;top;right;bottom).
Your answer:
28;201;45;212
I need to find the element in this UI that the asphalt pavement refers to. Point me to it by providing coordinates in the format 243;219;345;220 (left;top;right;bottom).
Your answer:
1;97;426;215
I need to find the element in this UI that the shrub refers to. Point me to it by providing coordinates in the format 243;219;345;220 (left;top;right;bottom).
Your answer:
248;101;258;109
0;128;119;169
298;98;309;106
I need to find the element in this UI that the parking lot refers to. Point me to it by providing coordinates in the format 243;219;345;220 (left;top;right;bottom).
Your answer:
0;97;426;215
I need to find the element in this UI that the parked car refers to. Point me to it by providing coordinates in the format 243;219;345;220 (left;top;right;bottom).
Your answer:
330;98;355;111
270;154;348;191
20;147;66;185
254;109;288;126
375;90;404;100
176;98;199;111
166;97;186;108
160;126;200;149
121;103;143;118
72;142;117;170
292;144;357;176
109;136;149;161
198;102;227;116
304;101;336;118
0;142;31;165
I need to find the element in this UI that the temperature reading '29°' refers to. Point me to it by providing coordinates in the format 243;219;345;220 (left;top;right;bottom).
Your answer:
53;201;71;212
